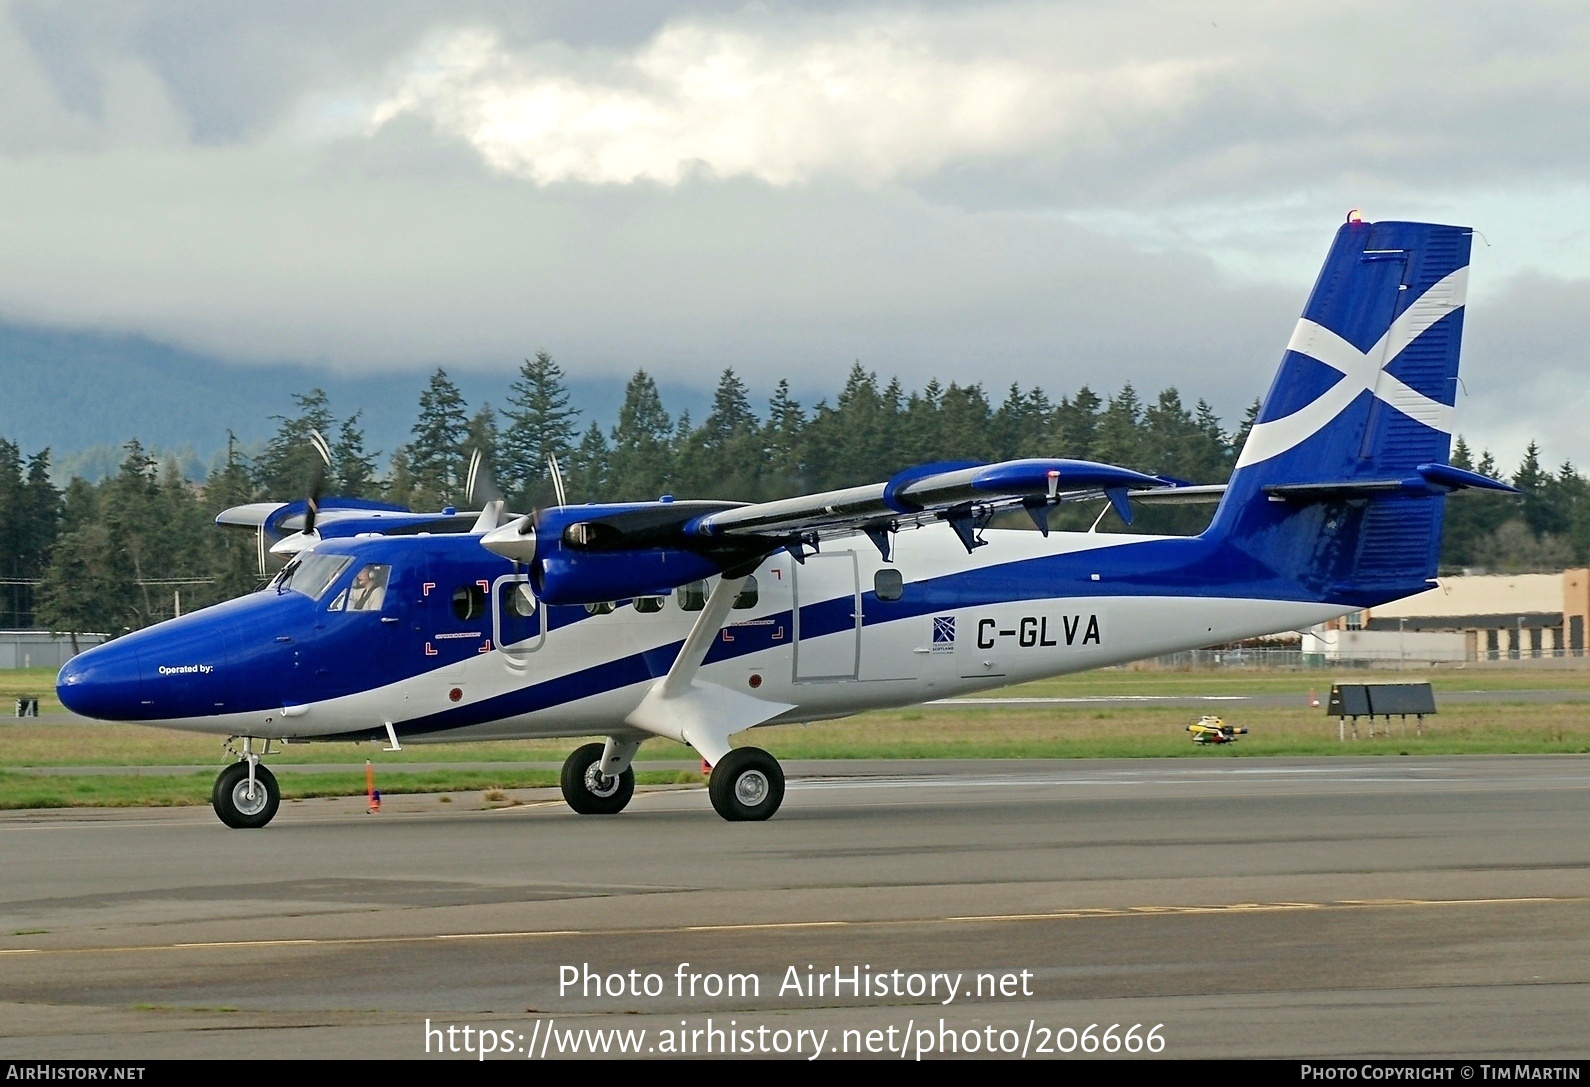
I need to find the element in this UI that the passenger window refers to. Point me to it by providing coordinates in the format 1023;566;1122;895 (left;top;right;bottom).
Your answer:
503;582;537;618
678;581;707;612
732;575;758;610
452;584;485;621
874;568;904;602
635;596;665;614
348;565;392;612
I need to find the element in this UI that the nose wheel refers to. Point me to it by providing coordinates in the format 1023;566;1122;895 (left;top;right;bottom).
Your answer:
708;747;784;821
212;760;280;828
560;742;636;815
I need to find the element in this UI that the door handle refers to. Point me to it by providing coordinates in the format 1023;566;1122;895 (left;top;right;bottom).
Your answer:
381;617;400;624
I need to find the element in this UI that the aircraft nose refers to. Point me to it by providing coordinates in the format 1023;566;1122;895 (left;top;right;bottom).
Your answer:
57;641;144;721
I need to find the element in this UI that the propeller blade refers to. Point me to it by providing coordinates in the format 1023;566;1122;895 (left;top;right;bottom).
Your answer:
465;446;506;507
547;454;567;508
471;499;505;533
303;429;331;537
308;429;332;467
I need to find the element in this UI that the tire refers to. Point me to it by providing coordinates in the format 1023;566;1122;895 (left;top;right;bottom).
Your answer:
707;747;784;822
560;742;635;815
212;761;280;829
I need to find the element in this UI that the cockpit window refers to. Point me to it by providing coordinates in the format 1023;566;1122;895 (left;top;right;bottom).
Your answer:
347;564;391;612
273;553;352;601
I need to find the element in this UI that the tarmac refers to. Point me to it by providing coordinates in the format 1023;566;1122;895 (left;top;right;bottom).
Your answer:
1;754;1586;1059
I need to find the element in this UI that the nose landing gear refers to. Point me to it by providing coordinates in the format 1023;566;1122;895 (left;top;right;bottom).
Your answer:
213;737;281;828
560;741;636;815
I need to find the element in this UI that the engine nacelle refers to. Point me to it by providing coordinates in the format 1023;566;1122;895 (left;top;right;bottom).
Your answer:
531;545;726;607
518;501;751;606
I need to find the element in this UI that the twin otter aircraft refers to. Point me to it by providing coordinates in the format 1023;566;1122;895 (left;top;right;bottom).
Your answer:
57;218;1513;827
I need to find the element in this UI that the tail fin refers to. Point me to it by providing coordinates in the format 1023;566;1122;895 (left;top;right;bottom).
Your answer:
1207;218;1472;605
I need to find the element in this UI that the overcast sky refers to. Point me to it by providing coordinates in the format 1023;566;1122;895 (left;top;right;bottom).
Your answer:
1;1;1587;469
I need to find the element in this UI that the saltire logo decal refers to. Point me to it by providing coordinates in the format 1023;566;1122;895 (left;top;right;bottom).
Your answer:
933;615;956;646
1236;266;1468;468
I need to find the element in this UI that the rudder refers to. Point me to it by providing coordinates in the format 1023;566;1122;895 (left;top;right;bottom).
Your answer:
1207;217;1472;605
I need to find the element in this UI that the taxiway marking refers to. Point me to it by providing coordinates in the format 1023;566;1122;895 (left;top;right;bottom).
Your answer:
1;896;1580;958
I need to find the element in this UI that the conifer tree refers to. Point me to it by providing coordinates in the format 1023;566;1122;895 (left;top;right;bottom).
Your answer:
607;370;674;500
1092;384;1145;469
332;413;380;499
463;406;501;506
500;352;580;508
207;434;263;599
566;421;611;504
762;381;806;495
408;369;470;507
936;383;995;462
1055;386;1102;458
254;390;337;500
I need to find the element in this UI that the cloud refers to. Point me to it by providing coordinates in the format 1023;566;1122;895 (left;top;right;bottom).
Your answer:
355;3;1590;204
0;1;1587;468
363;15;1214;188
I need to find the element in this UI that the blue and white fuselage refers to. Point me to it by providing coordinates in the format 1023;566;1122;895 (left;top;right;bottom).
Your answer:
56;217;1514;825
55;525;1352;744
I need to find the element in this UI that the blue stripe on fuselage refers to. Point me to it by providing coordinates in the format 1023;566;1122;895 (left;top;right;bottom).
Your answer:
332;526;1395;740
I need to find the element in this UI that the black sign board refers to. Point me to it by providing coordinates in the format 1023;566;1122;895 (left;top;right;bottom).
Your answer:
1325;682;1436;718
1366;683;1437;716
1326;683;1371;717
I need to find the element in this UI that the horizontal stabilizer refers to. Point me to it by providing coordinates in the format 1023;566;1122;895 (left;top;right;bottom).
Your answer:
1127;483;1227;505
1264;462;1518;503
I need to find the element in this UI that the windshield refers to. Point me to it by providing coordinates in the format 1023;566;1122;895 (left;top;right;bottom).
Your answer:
273;553;353;600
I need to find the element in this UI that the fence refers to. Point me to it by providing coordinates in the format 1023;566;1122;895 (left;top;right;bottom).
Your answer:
0;631;109;670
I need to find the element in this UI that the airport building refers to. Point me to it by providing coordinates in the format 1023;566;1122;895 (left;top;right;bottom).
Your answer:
1303;569;1590;662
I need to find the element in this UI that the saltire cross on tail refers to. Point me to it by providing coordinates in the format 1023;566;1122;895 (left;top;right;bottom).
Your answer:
56;216;1517;828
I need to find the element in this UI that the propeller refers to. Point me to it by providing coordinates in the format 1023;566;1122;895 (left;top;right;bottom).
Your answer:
269;430;332;558
466;447;506;532
480;452;565;563
548;453;568;508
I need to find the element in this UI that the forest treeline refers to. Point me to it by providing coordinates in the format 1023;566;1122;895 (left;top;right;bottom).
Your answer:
1;355;1583;635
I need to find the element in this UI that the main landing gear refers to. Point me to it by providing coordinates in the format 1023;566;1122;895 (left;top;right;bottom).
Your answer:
558;741;786;821
213;737;280;829
707;747;784;821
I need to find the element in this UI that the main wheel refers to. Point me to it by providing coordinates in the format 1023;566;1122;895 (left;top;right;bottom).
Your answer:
708;747;784;822
212;761;280;829
560;742;635;815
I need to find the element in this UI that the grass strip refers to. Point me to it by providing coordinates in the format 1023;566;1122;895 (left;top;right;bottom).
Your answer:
0;768;702;810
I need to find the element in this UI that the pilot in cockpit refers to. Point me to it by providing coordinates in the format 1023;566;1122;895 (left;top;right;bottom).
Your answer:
348;564;389;611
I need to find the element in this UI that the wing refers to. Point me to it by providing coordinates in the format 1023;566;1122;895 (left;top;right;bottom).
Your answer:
479;456;1212;605
216;497;512;560
688;457;1188;554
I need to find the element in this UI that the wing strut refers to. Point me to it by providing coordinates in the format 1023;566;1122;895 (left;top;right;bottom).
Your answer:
623;572;794;766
